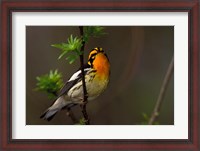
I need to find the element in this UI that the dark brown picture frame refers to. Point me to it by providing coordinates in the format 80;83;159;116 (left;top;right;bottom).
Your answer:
1;0;199;150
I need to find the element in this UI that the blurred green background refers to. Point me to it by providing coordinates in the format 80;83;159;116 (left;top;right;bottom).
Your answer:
26;26;174;125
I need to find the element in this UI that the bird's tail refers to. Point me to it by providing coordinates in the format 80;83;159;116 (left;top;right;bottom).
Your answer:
40;107;59;121
40;96;72;121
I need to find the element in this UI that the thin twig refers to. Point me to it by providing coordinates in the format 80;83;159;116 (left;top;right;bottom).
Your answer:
148;56;174;125
66;108;78;123
79;26;90;125
52;93;78;123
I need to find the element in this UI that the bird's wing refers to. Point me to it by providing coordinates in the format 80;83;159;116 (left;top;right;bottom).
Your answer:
57;64;91;97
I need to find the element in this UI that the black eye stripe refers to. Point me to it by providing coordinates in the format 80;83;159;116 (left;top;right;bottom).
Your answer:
90;53;97;59
89;53;97;68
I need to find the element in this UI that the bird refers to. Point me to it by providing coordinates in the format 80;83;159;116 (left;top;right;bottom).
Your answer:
40;47;110;121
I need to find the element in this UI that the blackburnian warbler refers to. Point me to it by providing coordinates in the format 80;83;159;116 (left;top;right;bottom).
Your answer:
40;47;110;121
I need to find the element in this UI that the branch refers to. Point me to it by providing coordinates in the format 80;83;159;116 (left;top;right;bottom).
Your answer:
79;26;90;125
148;56;174;125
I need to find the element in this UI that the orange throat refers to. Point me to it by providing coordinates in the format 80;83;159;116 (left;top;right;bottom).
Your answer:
93;53;110;79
